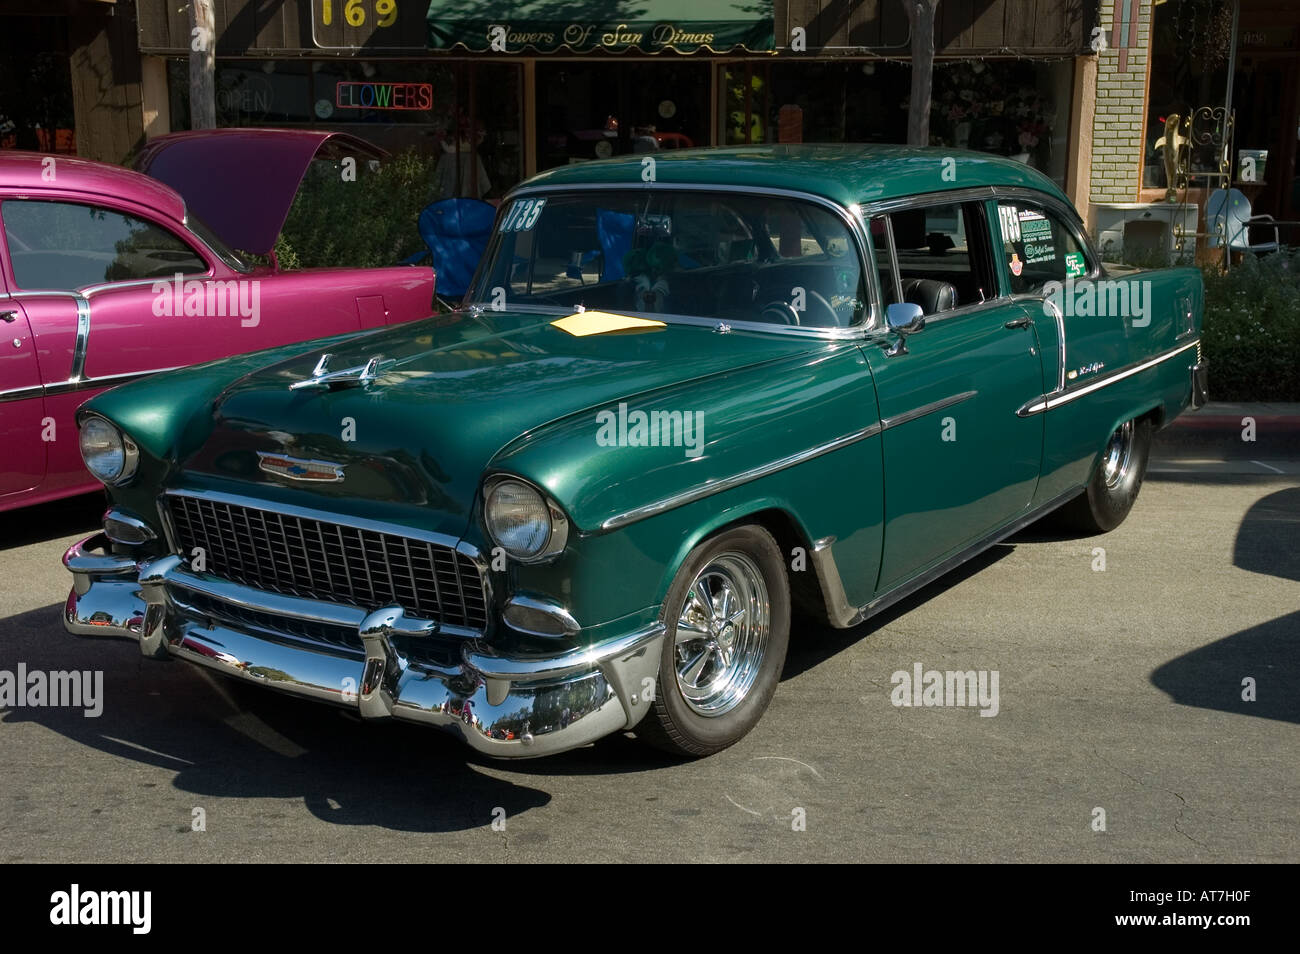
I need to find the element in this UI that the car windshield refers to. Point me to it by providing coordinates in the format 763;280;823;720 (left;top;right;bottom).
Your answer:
184;211;255;273
466;190;867;329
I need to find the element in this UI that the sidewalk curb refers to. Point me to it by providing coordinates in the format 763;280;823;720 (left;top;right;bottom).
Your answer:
1157;406;1300;456
1165;414;1300;432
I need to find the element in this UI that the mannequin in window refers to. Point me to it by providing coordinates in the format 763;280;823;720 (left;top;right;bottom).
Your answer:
436;120;492;199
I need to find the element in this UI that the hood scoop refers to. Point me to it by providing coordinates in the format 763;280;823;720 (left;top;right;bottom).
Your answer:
288;352;395;391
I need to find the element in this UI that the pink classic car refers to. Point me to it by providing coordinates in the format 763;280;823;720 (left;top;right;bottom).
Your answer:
0;130;434;511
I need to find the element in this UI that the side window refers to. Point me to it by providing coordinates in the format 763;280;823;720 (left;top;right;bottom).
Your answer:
2;200;207;292
995;201;1090;295
872;200;996;316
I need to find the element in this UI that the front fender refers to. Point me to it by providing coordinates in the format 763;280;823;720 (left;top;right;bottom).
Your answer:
491;344;884;635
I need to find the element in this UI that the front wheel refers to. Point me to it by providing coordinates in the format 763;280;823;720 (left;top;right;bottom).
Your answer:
1056;416;1154;533
636;525;790;757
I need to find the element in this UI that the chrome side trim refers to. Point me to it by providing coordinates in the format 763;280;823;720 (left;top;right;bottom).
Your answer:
0;384;43;404
599;421;884;532
81;275;211;297
70;296;90;381
810;537;860;628
49;367;182;393
812;487;1082;630
5;290;82;302
1017;340;1200;416
0;367;182;404
182;210;252;274
880;390;977;430
1041;297;1067;391
881;214;902;302
860;184;998;215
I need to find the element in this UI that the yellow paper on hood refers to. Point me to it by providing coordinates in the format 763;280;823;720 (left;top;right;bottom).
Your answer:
551;311;666;337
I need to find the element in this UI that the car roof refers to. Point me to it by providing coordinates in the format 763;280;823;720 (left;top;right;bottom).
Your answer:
518;143;1073;211
0;151;188;224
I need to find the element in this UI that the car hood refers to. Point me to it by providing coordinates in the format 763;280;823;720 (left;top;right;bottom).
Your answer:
179;310;824;539
133;129;387;255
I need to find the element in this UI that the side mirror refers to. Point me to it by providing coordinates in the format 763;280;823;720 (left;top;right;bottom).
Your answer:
886;302;925;334
884;302;925;356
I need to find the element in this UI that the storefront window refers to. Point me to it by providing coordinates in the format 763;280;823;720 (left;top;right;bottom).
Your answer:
1143;0;1233;191
721;62;910;146
719;59;1070;188
536;62;709;169
927;59;1073;185
166;59;522;197
0;18;75;153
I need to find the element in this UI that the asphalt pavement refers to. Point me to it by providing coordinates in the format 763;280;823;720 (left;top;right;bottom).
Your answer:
0;406;1296;863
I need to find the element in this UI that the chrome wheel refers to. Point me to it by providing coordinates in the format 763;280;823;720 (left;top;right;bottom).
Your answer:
673;551;771;717
1101;420;1135;489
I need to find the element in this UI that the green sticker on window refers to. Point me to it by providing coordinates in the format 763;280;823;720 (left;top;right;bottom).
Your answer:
1065;252;1086;277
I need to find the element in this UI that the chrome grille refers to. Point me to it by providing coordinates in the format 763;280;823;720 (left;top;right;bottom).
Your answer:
166;494;488;631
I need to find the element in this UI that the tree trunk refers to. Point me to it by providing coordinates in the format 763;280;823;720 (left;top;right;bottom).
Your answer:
189;0;216;130
904;0;941;147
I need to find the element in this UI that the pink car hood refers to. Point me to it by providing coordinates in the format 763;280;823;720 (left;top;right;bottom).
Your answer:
133;129;388;256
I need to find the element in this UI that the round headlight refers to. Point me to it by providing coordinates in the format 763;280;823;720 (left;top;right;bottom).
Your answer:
79;416;138;485
484;478;566;561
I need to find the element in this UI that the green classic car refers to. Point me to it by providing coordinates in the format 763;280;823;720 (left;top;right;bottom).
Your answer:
62;145;1207;758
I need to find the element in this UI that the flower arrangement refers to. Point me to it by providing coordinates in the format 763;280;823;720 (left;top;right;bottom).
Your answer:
921;62;1055;166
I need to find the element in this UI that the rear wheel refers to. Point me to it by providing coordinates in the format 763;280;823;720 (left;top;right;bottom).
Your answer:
636;525;790;757
1056;416;1154;533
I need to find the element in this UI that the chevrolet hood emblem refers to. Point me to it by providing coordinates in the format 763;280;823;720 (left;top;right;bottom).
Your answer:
257;452;345;482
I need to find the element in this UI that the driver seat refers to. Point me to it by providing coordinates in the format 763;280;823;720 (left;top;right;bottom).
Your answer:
901;278;958;315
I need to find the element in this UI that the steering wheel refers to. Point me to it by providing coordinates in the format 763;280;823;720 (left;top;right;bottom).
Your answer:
761;301;800;325
762;290;838;328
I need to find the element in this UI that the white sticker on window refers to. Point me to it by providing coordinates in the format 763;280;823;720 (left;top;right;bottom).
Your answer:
501;198;547;232
1020;215;1055;263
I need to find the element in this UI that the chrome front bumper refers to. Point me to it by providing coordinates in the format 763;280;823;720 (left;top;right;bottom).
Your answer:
63;533;663;758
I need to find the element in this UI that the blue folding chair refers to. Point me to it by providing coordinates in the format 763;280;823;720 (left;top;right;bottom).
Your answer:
566;208;637;283
403;198;498;307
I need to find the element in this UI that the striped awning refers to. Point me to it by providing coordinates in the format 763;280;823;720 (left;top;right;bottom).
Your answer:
427;1;774;54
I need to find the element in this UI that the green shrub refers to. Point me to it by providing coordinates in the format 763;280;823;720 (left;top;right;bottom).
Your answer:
1201;250;1300;401
271;149;440;270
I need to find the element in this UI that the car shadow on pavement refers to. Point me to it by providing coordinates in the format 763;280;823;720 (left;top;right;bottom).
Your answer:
1232;485;1300;583
1150;483;1300;724
0;604;552;831
0;492;102;552
1150;609;1300;725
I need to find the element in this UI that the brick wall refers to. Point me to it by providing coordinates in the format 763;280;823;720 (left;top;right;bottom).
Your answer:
1089;0;1153;204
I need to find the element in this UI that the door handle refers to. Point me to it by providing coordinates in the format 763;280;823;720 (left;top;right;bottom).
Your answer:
1004;315;1032;329
0;310;16;323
